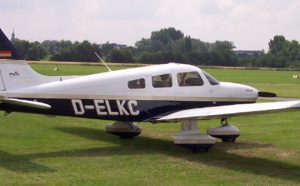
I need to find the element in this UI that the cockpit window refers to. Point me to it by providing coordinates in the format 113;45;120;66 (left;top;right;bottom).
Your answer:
128;78;145;89
202;71;220;85
177;71;204;86
152;73;172;88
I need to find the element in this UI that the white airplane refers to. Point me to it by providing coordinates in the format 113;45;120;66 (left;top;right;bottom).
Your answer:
1;29;300;152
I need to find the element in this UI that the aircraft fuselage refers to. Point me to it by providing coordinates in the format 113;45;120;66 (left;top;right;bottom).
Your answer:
0;63;258;122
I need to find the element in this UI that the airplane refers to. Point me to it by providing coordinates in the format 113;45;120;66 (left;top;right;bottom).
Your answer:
0;28;300;152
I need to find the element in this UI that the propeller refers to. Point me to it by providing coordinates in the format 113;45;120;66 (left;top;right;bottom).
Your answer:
258;91;277;97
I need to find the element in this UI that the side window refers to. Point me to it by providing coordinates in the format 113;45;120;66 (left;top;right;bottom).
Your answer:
152;73;172;88
202;71;220;85
177;71;204;87
128;78;145;89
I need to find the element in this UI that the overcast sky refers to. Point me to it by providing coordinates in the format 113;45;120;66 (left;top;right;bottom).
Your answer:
1;0;300;50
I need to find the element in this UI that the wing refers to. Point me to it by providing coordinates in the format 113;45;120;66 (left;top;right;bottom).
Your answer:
154;100;300;122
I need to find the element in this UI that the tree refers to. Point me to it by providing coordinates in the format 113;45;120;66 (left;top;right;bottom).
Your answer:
136;51;156;64
100;42;116;56
12;40;47;60
74;40;100;62
266;35;300;67
211;41;235;52
150;39;164;52
18;27;300;67
42;40;61;55
222;51;238;66
184;36;192;53
151;27;184;45
135;38;151;52
120;48;134;63
268;35;286;56
188;51;203;65
50;40;101;62
49;40;76;61
285;40;300;62
190;39;210;52
146;27;184;52
107;48;134;63
27;41;48;60
12;39;30;58
51;48;75;61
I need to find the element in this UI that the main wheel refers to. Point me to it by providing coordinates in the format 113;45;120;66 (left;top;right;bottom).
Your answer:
221;137;236;143
191;147;209;153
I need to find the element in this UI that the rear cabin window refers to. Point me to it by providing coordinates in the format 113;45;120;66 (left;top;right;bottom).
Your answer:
128;78;145;89
177;71;204;86
152;73;172;88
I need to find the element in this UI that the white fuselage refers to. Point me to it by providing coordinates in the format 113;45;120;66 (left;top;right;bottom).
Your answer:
1;62;259;121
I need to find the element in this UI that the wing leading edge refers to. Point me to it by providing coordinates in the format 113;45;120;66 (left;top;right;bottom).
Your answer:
154;100;300;122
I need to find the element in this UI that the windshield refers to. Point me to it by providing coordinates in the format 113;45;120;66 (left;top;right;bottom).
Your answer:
202;70;220;85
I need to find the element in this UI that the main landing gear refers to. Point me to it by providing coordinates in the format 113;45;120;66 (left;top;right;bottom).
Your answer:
173;120;215;152
207;118;240;143
105;121;142;139
173;118;240;152
105;118;240;152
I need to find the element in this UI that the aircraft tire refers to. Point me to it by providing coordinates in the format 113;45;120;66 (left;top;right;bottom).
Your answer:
221;137;236;143
175;143;214;153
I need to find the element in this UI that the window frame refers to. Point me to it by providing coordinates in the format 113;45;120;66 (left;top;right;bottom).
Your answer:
177;71;204;87
127;78;146;89
152;73;173;88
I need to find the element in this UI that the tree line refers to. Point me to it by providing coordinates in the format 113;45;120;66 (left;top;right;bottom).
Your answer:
12;27;300;68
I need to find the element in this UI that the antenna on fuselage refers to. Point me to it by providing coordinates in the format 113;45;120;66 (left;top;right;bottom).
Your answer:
95;52;112;72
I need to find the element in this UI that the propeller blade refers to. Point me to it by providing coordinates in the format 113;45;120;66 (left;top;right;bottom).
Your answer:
258;91;277;97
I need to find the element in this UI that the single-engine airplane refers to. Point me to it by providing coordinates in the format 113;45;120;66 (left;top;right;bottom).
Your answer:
0;29;300;152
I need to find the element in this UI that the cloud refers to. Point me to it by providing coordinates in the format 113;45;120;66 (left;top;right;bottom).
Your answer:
1;0;300;50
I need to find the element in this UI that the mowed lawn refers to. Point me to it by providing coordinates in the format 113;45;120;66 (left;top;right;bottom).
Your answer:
0;63;299;185
204;68;300;98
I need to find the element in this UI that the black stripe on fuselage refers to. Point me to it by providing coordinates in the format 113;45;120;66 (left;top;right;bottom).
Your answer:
0;98;254;122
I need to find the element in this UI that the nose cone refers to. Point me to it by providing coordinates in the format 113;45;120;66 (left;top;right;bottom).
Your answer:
222;82;258;101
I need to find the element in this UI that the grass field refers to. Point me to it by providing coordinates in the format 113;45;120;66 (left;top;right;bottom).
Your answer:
0;63;299;185
203;68;300;98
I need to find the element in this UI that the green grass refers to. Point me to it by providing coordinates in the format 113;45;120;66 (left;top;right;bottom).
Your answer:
204;68;300;84
203;68;300;98
30;63;128;76
0;63;299;185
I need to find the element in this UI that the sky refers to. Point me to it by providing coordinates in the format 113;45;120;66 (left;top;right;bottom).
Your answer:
1;0;300;51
